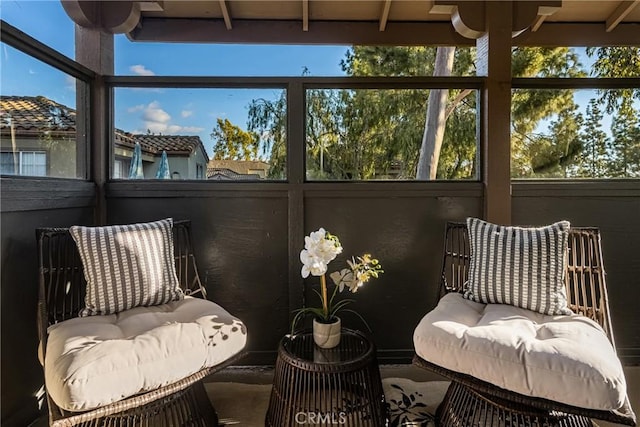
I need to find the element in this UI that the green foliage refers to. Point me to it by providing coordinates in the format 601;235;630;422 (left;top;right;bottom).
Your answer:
609;97;640;178
246;46;639;180
510;47;585;178
530;106;583;178
210;117;260;161
247;94;287;178
575;99;609;178
586;47;640;113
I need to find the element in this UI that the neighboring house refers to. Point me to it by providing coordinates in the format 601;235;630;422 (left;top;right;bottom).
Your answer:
207;159;270;180
0;95;79;178
116;133;209;180
0;95;209;179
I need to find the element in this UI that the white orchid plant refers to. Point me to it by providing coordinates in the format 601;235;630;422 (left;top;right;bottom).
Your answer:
292;228;383;332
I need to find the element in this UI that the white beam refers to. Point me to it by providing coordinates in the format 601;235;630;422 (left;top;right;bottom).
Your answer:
138;1;163;12
606;0;639;32
531;3;560;32
302;0;309;32
379;0;393;32
219;0;232;30
530;14;546;32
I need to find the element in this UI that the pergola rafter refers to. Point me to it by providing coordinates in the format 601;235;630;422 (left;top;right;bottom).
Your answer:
219;0;233;30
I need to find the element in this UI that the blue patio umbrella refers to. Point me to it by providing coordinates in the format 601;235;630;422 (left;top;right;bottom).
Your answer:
128;142;144;179
156;150;171;179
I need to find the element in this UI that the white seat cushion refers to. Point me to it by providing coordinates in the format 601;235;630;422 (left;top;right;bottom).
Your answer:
414;293;627;411
45;296;247;412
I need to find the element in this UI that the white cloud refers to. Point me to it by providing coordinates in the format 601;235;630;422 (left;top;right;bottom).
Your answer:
177;125;204;133
143;101;171;124
129;64;155;76
135;101;204;135
127;104;145;113
65;75;76;92
181;110;193;118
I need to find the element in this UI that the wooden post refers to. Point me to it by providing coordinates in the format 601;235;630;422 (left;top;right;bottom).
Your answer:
476;1;512;225
74;25;113;225
288;81;306;322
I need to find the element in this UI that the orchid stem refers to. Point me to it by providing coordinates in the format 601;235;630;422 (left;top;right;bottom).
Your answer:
321;274;328;319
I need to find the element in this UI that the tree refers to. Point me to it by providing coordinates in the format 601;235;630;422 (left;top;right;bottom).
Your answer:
342;46;583;180
210;118;260;161
339;46;476;180
246;46;637;181
585;47;640;178
576;99;609;178
416;46;456;180
609;97;640;178
246;94;287;179
305;89;346;179
586;47;640;112
528;105;582;178
510;47;585;177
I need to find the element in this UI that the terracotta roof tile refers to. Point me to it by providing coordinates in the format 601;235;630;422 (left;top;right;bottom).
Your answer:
0;95;76;132
207;167;261;180
1;95;208;161
134;134;203;155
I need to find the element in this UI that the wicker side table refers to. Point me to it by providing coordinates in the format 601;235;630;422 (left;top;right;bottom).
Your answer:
265;328;388;426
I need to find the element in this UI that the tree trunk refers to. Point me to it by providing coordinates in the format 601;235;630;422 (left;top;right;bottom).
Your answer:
416;46;456;180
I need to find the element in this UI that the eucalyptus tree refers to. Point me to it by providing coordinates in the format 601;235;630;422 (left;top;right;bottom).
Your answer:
246;94;287;178
343;46;584;180
339;46;476;180
245;46;638;180
416;47;456;180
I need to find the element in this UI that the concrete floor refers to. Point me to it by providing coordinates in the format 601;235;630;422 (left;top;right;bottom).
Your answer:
208;364;640;426
30;364;639;426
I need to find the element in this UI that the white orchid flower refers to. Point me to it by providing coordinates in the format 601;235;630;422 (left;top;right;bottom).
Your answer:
329;268;354;292
305;228;327;250
300;228;344;279
300;248;329;278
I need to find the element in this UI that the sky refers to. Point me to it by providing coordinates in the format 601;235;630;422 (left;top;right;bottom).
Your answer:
0;0;349;157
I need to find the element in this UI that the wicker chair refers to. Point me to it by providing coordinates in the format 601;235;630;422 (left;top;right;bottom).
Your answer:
413;222;637;427
37;220;246;427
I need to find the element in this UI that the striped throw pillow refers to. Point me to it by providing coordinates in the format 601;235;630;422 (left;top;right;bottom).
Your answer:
464;218;572;315
70;218;183;316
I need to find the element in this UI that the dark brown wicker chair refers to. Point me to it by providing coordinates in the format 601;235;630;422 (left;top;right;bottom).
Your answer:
37;220;245;427
413;222;637;427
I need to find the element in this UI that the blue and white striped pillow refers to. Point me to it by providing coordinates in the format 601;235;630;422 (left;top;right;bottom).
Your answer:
70;218;183;316
464;218;572;315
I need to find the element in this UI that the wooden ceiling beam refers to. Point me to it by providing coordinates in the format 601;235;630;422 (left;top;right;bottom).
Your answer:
379;0;393;32
129;19;640;47
606;0;639;32
302;0;309;32
516;22;639;45
219;0;232;30
129;19;471;45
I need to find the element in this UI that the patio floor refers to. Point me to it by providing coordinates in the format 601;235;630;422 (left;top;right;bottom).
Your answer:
29;364;639;426
206;364;640;427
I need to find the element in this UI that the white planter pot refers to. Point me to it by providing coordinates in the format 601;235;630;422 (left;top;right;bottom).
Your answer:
312;317;341;349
